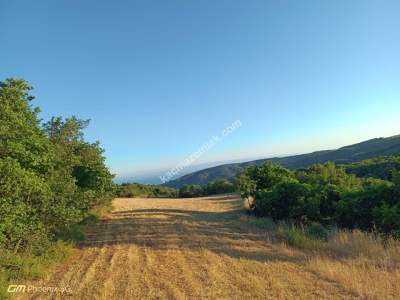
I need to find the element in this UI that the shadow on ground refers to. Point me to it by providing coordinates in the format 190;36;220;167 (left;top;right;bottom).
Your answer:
78;197;304;264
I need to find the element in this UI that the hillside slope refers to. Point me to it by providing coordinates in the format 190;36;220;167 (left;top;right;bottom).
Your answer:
164;134;400;188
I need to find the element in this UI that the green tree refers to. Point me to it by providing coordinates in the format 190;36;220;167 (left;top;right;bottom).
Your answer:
179;184;203;198
205;178;234;195
0;78;115;252
237;162;295;198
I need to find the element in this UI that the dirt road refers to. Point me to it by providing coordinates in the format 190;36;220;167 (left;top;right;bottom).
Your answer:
22;195;357;299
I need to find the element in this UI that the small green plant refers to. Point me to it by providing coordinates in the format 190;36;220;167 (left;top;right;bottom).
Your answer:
250;217;276;231
306;223;329;241
276;225;308;248
0;240;74;297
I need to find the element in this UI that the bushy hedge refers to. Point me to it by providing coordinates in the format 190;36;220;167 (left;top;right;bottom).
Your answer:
0;79;115;253
237;161;400;237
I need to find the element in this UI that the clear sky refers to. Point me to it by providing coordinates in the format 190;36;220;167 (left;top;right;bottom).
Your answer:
1;0;399;183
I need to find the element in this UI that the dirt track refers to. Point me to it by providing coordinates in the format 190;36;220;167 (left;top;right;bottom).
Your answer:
21;195;358;299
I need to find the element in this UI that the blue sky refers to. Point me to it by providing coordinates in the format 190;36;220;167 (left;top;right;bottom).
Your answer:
1;0;399;183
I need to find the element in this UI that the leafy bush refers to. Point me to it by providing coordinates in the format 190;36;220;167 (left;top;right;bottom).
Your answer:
0;78;115;291
274;225;310;248
237;161;400;237
235;162;294;198
306;223;329;241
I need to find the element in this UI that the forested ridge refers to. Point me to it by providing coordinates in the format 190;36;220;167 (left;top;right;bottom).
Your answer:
165;135;400;188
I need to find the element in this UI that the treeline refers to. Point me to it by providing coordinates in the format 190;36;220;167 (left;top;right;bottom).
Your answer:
344;155;400;181
0;79;115;255
236;160;400;237
117;183;178;198
116;178;235;198
178;178;234;197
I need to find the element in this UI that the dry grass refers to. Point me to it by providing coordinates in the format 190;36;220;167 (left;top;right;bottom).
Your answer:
307;257;400;300
325;230;400;263
307;230;400;299
15;195;400;300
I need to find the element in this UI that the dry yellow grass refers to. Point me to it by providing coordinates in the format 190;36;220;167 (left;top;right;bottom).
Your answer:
307;231;400;299
15;195;399;299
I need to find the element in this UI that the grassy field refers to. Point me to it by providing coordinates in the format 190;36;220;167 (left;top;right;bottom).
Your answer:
14;195;400;299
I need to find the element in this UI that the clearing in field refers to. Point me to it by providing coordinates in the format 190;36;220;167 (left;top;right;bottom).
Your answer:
18;195;398;299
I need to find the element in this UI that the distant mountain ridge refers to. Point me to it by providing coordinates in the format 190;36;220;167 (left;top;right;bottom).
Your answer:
163;135;400;188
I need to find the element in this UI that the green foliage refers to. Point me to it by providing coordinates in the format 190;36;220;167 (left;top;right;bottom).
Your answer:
0;240;74;298
372;204;400;238
277;226;308;248
0;79;52;174
179;184;203;198
204;178;234;195
297;162;362;190
0;78;115;289
251;219;329;249
117;183;178;198
306;222;329;241
177;178;235;198
235;172;257;198
335;180;396;230
117;178;234;200
236;162;294;199
247;162;295;192
345;155;400;181
237;161;400;237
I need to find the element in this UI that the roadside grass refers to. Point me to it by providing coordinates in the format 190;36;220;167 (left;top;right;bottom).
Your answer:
249;216;400;299
0;206;109;299
0;240;74;299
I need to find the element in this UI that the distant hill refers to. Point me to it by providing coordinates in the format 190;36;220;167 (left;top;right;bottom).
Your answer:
164;135;400;188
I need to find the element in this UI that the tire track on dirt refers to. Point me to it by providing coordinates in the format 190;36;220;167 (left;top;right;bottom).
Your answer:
20;195;364;299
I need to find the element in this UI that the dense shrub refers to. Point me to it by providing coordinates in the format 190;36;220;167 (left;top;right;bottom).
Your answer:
0;78;115;253
237;161;400;237
235;162;294;198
